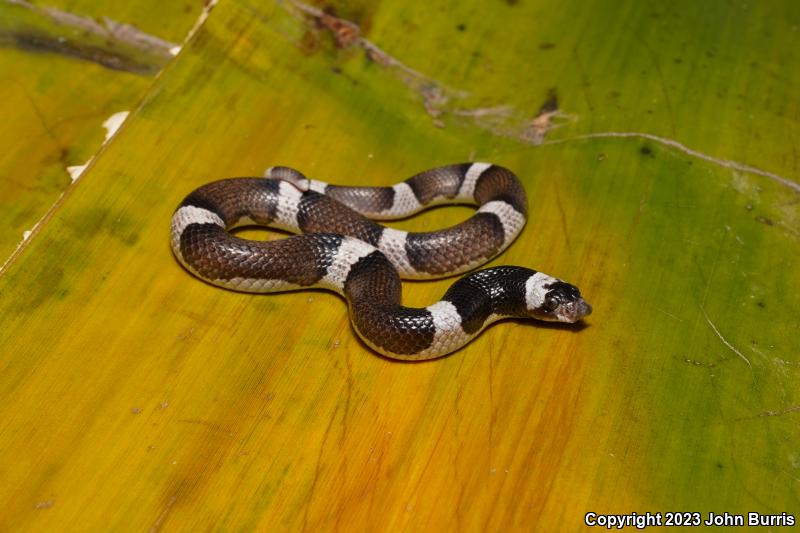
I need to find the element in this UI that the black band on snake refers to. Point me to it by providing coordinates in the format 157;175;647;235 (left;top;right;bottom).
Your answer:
170;163;591;360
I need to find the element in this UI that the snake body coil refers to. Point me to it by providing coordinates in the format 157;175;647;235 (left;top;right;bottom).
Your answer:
171;163;591;360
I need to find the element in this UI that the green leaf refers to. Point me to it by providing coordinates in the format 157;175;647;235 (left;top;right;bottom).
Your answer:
0;0;797;529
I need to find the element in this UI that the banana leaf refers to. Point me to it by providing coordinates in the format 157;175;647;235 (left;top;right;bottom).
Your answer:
0;0;798;530
0;0;203;263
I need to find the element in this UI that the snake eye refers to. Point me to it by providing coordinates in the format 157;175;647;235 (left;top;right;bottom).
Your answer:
543;293;559;311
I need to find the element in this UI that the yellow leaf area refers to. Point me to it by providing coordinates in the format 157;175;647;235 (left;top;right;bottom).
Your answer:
0;0;204;262
1;0;798;531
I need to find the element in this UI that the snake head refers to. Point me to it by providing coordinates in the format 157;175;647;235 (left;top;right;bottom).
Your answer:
525;273;592;323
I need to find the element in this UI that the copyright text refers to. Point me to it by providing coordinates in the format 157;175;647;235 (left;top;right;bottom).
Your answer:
584;511;795;529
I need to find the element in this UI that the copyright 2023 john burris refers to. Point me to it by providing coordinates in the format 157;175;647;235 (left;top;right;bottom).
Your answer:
585;511;796;529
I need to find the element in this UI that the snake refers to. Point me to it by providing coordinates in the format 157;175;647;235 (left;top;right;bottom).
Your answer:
170;163;592;360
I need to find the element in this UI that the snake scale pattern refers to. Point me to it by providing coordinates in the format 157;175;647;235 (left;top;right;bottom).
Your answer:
170;163;591;360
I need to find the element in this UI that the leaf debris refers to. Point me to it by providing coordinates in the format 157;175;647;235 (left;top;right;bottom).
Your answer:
701;307;752;369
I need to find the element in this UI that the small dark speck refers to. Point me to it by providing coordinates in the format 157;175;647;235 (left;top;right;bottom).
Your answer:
537;87;559;114
456;23;466;32
597;153;607;161
331;66;342;74
640;146;653;156
756;301;766;308
539;42;556;50
505;0;520;5
716;462;724;469
646;109;654;114
674;57;683;64
755;215;774;226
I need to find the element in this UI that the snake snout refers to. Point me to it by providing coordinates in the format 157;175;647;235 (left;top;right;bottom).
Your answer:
559;298;592;323
579;299;592;318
